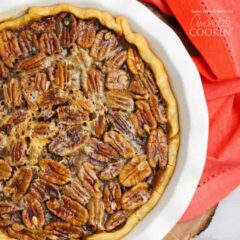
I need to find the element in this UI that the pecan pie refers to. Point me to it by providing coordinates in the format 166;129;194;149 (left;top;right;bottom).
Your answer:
0;4;179;240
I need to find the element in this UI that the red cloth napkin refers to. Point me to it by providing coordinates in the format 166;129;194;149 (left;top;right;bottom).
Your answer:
142;0;240;221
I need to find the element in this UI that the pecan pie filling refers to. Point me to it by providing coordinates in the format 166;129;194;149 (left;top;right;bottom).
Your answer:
0;12;169;239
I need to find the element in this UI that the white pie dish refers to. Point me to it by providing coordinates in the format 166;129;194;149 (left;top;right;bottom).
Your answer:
0;0;209;239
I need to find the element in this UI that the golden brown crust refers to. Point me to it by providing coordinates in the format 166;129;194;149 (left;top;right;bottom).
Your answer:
0;232;14;240
0;4;179;240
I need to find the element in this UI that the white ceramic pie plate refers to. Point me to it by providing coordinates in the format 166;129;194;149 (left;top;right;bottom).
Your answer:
0;0;209;239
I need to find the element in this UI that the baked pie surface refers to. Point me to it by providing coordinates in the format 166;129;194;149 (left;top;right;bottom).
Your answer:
0;4;179;240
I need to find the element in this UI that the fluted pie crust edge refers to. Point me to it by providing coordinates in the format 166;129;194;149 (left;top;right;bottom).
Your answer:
0;4;180;240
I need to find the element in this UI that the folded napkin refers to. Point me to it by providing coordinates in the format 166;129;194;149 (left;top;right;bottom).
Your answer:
142;0;240;221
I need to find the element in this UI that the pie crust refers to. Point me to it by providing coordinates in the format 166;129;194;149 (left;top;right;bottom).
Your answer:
0;4;179;240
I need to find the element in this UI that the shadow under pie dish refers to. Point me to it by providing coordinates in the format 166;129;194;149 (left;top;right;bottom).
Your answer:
0;4;179;240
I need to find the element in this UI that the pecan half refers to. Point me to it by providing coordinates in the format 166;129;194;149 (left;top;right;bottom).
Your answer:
0;59;8;78
82;67;103;96
22;194;45;230
0;31;21;68
49;126;89;156
56;13;78;48
3;167;32;201
71;98;95;113
0;159;12;180
55;60;72;89
30;178;60;202
106;70;129;90
103;181;122;214
77;20;97;49
16;53;48;74
129;78;148;99
85;138;119;162
108;111;135;137
19;30;39;57
87;198;105;231
3;79;22;109
104;130;135;159
106;90;134;112
39;32;61;55
37;89;68;108
149;95;167;124
64;178;90;206
78;162;102;198
147;128;168;168
8;224;46;240
8;137;27;166
35;73;50;92
39;159;71;185
94;114;106;137
143;69;159;95
104;50;127;72
105;210;129;232
121;182;150;211
90;30;117;61
31;121;57;138
45;221;84;240
99;159;125;181
47;195;88;226
119;155;152;187
131;100;157;135
70;45;93;68
0;202;22;214
57;105;89;125
129;69;158;98
127;48;145;75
